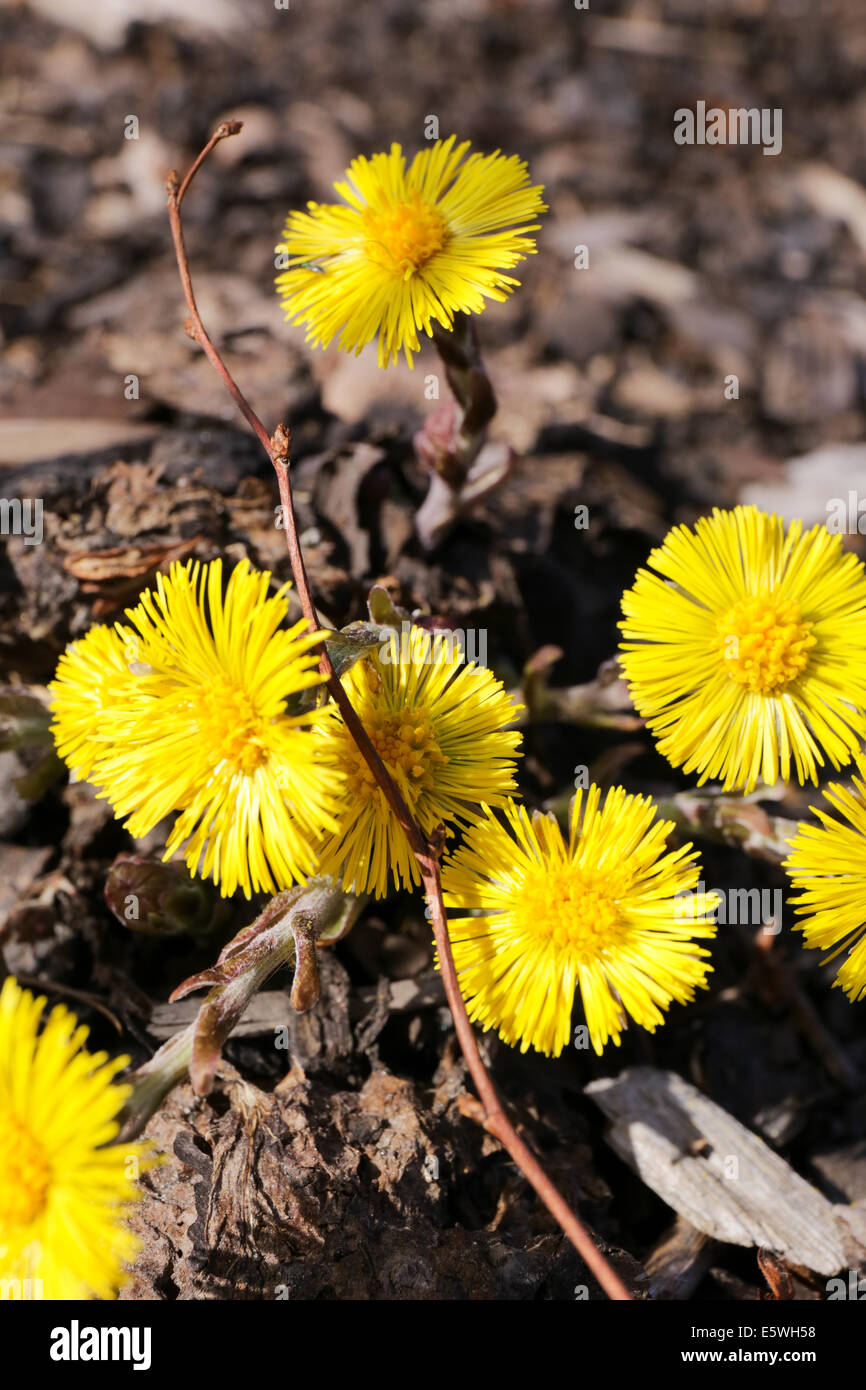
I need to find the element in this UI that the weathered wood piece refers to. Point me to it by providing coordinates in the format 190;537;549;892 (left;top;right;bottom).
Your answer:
586;1067;858;1277
644;1216;719;1301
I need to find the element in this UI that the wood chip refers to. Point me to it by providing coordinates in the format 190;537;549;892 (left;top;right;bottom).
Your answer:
644;1216;719;1301
0;843;53;932
586;1067;857;1276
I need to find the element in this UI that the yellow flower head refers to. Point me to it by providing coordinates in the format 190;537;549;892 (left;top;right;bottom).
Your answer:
0;976;150;1300
51;558;338;899
314;624;522;897
785;753;866;1002
441;788;717;1057
275;135;546;367
619;505;866;793
48;623;134;782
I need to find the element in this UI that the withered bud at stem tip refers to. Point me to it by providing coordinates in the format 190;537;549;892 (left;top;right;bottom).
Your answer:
271;423;291;466
429;824;447;860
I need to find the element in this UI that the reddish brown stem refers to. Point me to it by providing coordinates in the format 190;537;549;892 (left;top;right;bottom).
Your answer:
165;123;272;458
165;122;632;1302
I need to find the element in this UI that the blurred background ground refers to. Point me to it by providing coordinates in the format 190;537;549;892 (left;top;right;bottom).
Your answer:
2;0;866;1299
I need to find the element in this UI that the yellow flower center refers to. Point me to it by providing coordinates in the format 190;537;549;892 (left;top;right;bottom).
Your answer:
341;702;449;814
717;592;815;693
362;193;447;277
514;863;628;963
0;1107;52;1228
192;677;268;775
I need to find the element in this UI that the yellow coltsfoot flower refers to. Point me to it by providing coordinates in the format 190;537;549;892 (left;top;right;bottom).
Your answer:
275;135;546;367
785;753;866;1001
50;623;136;781
314;624;522;897
619;505;866;793
0;976;150;1300
50;558;338;899
441;787;717;1057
